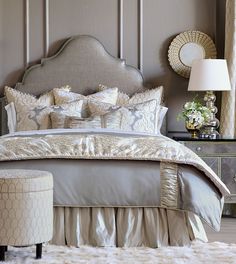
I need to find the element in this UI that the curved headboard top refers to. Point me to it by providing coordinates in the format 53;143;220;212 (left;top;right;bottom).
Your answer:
15;35;146;96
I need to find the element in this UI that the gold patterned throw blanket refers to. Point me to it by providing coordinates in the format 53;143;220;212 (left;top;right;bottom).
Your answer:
0;129;229;196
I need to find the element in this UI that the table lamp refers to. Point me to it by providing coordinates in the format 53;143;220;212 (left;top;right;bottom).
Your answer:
188;59;231;139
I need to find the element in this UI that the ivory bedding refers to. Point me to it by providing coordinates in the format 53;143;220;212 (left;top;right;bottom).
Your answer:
0;128;229;232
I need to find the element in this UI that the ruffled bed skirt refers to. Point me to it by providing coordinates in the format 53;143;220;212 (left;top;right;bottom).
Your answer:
52;207;208;247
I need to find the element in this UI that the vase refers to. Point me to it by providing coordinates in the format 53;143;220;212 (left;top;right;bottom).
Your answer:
185;121;202;139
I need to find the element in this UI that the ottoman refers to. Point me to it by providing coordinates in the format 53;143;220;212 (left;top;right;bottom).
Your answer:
0;170;53;261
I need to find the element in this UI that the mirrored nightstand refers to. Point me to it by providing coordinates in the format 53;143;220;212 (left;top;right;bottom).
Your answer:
173;137;236;204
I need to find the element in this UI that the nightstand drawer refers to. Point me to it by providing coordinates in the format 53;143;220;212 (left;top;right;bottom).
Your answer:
201;157;220;177
221;158;236;195
183;142;236;156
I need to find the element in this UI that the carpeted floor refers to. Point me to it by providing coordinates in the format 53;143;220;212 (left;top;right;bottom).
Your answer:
2;241;236;264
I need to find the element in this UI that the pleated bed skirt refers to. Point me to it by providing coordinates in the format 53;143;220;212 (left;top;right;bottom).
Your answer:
52;207;208;247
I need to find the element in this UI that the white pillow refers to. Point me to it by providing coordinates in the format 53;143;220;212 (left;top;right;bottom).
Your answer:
98;84;163;106
4;85;72;132
53;87;119;117
5;86;55;106
14;100;83;131
5;102;16;133
88;99;161;134
51;114;121;130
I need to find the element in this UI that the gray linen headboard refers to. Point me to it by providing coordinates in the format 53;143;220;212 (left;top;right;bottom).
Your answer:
16;35;147;95
1;35;164;135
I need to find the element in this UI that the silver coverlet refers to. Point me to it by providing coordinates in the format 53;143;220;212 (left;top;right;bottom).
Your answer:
0;129;229;230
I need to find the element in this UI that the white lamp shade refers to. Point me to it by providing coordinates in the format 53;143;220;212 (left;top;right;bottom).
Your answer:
188;59;231;91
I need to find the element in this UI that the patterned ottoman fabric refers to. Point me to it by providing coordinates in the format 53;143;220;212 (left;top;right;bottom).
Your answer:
0;170;53;246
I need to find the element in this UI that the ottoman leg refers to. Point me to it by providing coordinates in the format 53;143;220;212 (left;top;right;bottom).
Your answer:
0;246;5;261
36;243;42;259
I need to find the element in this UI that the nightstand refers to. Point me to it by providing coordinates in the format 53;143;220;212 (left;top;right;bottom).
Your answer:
173;137;236;204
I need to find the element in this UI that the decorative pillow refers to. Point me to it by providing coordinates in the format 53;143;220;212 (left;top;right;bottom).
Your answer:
5;86;54;106
98;84;163;106
15;100;83;131
53;87;118;117
5;102;16;134
88;99;161;134
4;85;72;131
51;114;120;130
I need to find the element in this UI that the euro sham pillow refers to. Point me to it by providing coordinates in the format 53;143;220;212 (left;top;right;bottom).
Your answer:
88;99;161;134
98;84;163;106
14;100;83;131
5;102;17;134
16;101;83;131
5;86;55;106
4;85;72;132
53;87;118;117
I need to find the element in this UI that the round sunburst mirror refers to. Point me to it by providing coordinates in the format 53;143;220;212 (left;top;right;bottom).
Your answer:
168;31;217;78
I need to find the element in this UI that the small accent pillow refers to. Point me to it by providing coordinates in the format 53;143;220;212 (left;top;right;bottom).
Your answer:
88;99;161;134
14;100;83;131
51;113;121;130
53;87;118;117
98;84;163;106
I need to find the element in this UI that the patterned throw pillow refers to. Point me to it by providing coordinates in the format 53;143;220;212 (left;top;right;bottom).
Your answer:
15;100;83;131
5;86;55;106
4;85;72;132
98;84;163;106
53;87;118;117
51;114;120;130
88;99;161;134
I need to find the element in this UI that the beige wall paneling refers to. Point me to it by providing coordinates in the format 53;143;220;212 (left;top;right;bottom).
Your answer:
123;0;138;69
138;0;143;72
118;0;123;59
0;3;3;85
0;0;25;91
48;0;119;58
28;0;44;65
0;0;221;135
142;0;216;135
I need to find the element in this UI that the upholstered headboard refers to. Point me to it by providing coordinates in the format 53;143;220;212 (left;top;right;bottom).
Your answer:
1;35;149;134
15;35;147;96
1;35;164;135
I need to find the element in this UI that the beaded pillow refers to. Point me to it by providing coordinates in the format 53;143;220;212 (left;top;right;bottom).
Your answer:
53;87;118;117
98;84;163;106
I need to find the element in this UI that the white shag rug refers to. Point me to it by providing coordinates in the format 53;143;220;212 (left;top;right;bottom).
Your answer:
3;241;236;264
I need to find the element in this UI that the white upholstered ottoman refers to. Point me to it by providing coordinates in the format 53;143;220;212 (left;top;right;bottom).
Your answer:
0;170;53;261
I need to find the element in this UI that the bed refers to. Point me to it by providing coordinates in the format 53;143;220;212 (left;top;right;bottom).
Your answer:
0;35;230;247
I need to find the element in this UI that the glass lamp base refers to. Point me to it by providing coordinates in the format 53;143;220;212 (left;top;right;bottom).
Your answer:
199;91;221;140
199;127;221;140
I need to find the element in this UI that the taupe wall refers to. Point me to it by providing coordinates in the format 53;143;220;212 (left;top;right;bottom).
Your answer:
0;0;222;135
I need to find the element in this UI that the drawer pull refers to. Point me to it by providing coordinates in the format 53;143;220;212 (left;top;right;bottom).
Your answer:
196;147;202;152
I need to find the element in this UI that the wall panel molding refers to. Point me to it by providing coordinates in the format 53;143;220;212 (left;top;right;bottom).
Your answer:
44;0;49;57
138;0;143;72
24;0;29;68
118;0;124;59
